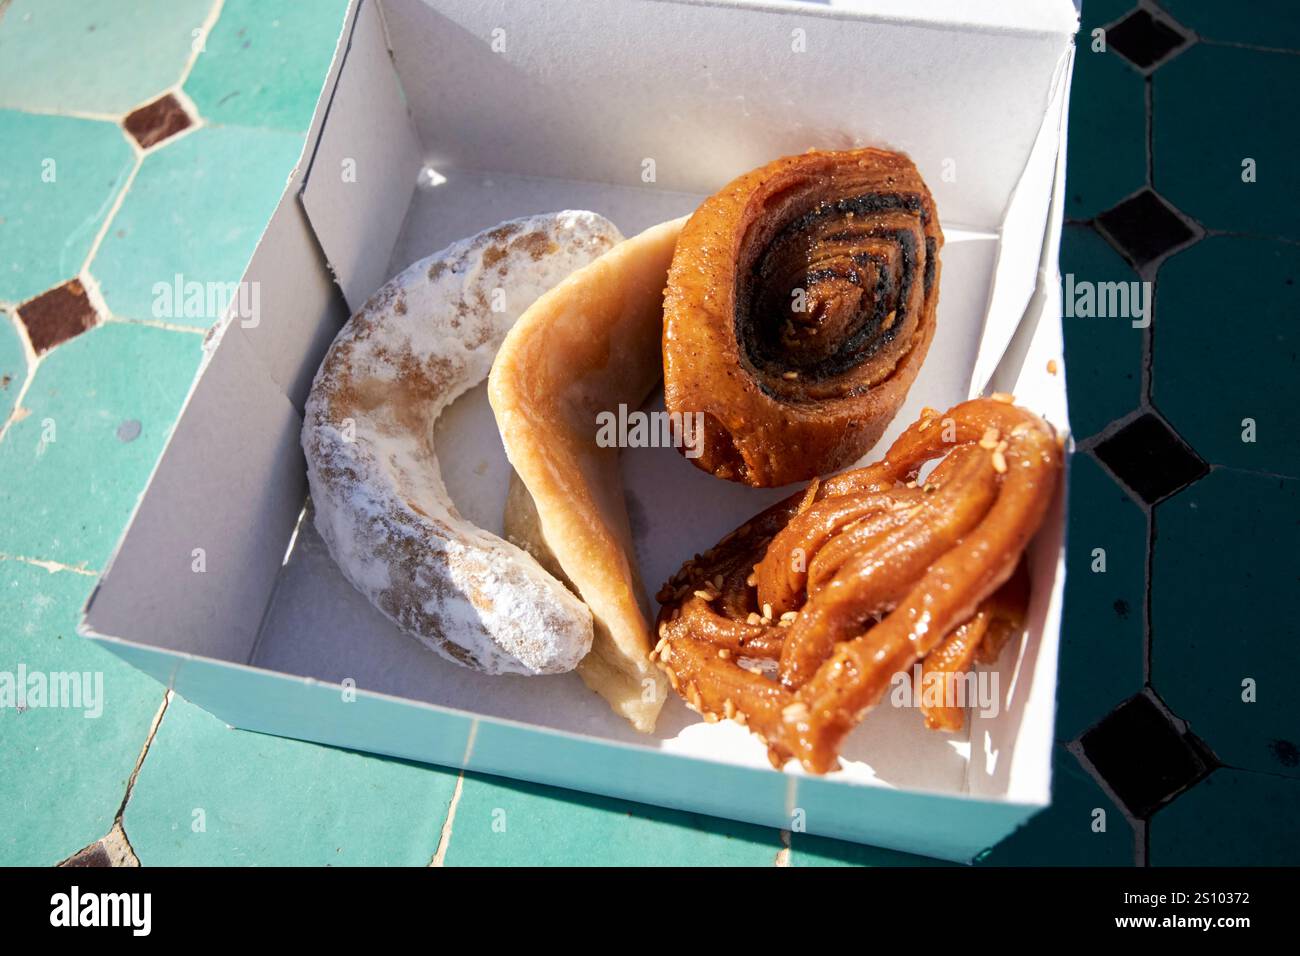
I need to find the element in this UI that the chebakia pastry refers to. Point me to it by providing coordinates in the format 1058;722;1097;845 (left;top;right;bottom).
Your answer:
302;212;622;675
653;397;1062;773
663;147;943;487
489;217;688;732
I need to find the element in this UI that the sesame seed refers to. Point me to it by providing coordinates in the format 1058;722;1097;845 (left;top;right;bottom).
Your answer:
979;427;1000;449
704;711;719;723
782;702;810;723
746;572;757;587
783;371;799;381
657;622;669;640
718;648;731;660
735;711;749;727
992;450;1007;473
762;603;773;621
747;612;762;626
723;699;736;719
780;611;798;622
693;589;716;601
712;575;724;590
991;392;1015;404
689;686;703;710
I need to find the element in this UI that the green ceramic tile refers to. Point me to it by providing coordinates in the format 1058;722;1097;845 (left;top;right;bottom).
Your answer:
975;746;1136;865
1154;45;1300;241
1057;454;1146;741
1154;237;1299;477
789;833;947;867
0;322;201;569
0;311;27;423
0;558;166;865
1081;0;1136;29
1060;224;1144;439
1160;0;1300;52
442;773;781;866
90;125;303;327
1150;769;1300;866
1152;468;1299;778
0;0;213;116
1066;42;1146;220
123;693;457;866
0;109;135;304
184;0;349;132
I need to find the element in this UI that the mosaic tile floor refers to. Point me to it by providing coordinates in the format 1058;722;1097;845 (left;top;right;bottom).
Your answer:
1;0;1296;867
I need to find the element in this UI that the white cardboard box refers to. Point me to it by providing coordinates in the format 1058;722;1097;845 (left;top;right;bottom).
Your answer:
81;0;1079;862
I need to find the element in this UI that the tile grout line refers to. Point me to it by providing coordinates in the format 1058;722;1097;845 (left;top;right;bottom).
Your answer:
774;829;791;867
0;0;227;450
0;552;99;577
108;690;174;866
429;720;479;867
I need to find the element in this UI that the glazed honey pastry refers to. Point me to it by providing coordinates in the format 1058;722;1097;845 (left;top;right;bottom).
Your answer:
653;397;1062;773
663;147;943;487
489;217;688;732
302;212;623;676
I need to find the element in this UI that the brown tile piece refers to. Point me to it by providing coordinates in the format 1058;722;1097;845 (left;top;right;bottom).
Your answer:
59;841;114;867
17;279;99;354
123;93;192;150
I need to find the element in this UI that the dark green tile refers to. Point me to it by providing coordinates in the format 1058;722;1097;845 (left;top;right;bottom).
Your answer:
1154;45;1300;241
1060;224;1144;439
1152;468;1299;778
1066;41;1147;220
1082;0;1138;29
789;833;947;867
442;773;780;866
975;746;1136;865
1150;768;1300;865
1159;0;1300;52
1057;454;1147;741
1154;237;1299;477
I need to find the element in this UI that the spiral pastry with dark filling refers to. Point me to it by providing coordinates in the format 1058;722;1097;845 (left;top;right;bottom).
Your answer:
663;147;943;487
652;397;1062;774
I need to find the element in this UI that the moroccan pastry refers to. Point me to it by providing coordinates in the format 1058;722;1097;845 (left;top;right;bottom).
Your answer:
489;217;688;732
663;147;943;487
653;397;1062;773
302;212;623;675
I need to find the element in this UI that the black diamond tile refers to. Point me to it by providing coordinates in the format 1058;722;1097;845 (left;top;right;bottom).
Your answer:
1106;9;1189;70
1092;412;1208;504
1080;693;1216;819
1095;189;1198;270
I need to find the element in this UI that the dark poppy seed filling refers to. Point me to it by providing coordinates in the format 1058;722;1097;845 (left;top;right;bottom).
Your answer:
662;147;943;487
736;192;929;392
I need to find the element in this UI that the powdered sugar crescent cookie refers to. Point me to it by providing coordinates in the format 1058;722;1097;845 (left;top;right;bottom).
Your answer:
302;212;624;675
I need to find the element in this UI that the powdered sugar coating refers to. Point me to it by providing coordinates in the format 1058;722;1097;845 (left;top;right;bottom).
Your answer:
302;211;624;674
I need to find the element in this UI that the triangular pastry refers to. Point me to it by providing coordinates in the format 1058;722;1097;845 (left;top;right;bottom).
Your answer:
489;217;687;731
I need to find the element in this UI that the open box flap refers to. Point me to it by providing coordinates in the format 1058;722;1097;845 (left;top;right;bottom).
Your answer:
970;40;1077;397
300;0;423;314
